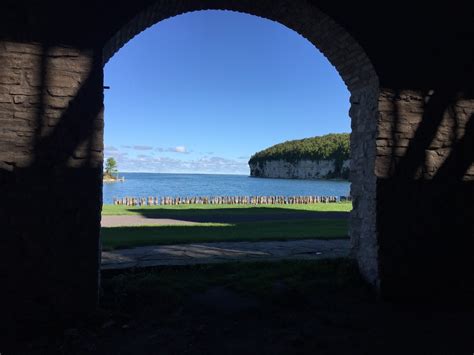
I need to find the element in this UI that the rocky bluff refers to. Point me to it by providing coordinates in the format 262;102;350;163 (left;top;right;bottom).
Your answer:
248;133;350;180
249;159;350;179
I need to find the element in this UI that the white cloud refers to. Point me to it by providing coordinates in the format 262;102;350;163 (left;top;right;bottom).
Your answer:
110;154;248;174
132;145;153;151
173;146;187;153
155;146;189;154
104;145;247;174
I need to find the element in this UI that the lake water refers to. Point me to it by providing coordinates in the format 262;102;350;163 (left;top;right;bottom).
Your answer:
102;173;351;204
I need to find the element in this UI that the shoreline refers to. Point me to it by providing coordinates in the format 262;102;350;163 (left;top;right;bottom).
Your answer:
103;175;125;183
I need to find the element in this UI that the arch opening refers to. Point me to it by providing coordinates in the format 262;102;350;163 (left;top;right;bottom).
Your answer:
102;2;381;287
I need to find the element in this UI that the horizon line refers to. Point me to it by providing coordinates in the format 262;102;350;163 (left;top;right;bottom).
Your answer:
117;171;250;176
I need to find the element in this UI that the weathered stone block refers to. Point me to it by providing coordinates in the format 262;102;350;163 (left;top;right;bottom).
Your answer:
26;71;80;88
0;94;12;103
9;85;41;96
0;85;11;94
0;71;21;85
48;56;93;74
4;42;45;55
377;145;409;157
13;109;40;120
47;87;78;97
47;96;70;109
13;95;26;104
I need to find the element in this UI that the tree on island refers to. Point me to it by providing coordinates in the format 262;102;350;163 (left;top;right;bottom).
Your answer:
104;157;118;178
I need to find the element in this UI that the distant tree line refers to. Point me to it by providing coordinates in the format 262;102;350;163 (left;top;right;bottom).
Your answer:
248;133;350;168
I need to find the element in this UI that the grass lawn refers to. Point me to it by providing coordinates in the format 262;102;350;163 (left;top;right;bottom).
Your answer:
102;259;367;311
102;202;352;216
12;259;471;354
101;219;348;250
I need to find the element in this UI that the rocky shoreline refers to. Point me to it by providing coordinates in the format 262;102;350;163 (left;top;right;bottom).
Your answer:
103;174;125;183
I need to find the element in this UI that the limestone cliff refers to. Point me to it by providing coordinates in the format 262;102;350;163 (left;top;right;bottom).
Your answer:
249;159;350;180
248;133;350;180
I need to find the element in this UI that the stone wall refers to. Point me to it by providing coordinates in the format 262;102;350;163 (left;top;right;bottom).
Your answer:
376;89;474;180
0;42;104;326
249;159;350;179
348;86;380;287
374;89;474;300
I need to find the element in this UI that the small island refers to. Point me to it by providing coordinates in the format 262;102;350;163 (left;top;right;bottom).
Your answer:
103;157;125;182
248;133;350;180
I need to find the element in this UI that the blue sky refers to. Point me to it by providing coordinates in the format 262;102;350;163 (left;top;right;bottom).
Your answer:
104;10;350;174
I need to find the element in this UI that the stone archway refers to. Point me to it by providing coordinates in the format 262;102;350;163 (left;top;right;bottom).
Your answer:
1;0;472;325
103;0;381;287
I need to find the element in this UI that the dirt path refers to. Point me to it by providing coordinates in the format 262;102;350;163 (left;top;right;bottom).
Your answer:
101;215;201;227
101;239;350;270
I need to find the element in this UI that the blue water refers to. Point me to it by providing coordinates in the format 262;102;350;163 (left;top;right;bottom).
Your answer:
102;173;351;204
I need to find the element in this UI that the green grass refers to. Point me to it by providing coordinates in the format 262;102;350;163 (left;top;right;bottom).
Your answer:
101;259;368;313
101;202;352;216
101;219;348;250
